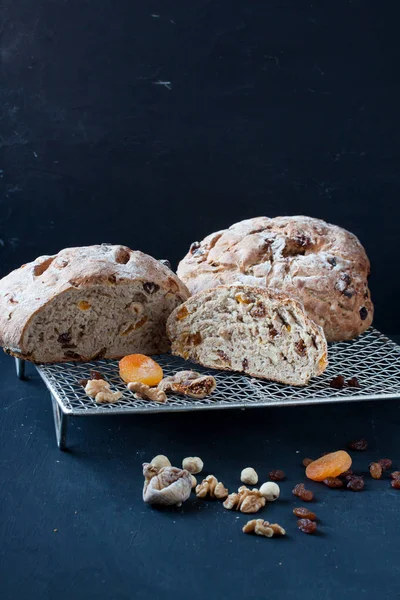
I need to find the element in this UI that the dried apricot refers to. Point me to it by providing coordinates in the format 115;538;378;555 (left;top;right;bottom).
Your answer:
305;450;352;482
119;354;163;386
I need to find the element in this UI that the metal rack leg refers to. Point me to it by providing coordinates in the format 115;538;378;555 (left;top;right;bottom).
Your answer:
50;393;68;451
15;357;26;380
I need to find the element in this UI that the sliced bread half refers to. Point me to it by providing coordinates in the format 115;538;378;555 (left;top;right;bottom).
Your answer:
167;284;328;386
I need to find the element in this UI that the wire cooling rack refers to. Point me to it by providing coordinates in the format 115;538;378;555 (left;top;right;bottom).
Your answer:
16;327;400;450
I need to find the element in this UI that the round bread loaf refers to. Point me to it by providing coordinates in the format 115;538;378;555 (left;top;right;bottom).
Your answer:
0;244;189;363
167;284;328;386
177;216;373;341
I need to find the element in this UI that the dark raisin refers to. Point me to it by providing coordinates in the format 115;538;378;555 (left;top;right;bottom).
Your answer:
189;241;201;254
108;274;117;284
343;290;353;298
292;483;314;502
268;324;278;338
347;377;361;388
143;282;160;295
297;519;317;534
347;476;364;491
390;472;400;480
293;507;316;520
92;347;107;360
369;463;382;480
90;370;103;380
78;378;88;387
250;302;267;318
359;306;368;320
57;332;73;347
341;273;351;284
295;339;307;357
323;477;344;488
64;351;81;360
348;438;368;451
390;479;400;489
269;470;285;481
216;349;230;362
242;358;249;370
327;257;337;267
378;459;392;471
114;248;131;264
330;375;345;389
302;458;314;467
344;473;358;482
340;469;353;478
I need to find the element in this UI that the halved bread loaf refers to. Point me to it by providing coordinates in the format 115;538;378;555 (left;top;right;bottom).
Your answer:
167;285;328;386
0;244;189;363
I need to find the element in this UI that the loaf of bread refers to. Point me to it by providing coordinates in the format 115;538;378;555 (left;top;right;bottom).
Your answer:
177;216;373;341
167;284;328;386
0;244;189;363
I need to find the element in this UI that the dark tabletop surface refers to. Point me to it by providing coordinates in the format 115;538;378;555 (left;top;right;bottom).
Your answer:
1;339;400;600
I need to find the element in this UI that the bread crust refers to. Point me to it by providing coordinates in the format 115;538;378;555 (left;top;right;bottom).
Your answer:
0;244;189;361
177;216;373;341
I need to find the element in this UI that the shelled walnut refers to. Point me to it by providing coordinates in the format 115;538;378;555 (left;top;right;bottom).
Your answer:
195;475;229;500
127;381;167;403
243;519;286;537
223;486;266;514
84;378;122;404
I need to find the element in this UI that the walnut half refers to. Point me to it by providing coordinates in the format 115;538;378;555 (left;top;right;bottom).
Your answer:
127;381;167;403
243;519;286;537
84;378;122;404
196;475;229;500
223;486;266;514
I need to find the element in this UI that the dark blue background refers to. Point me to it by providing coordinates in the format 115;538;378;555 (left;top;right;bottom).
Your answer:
1;0;399;332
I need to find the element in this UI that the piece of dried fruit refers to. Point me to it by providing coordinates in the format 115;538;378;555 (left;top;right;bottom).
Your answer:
348;438;368;451
323;477;344;488
369;462;383;480
297;519;317;534
158;370;216;399
347;377;361;388
378;459;392;471
390;471;400;480
90;370;103;380
330;375;345;389
78;378;89;387
269;469;285;481
292;483;314;502
306;450;352;481
347;476;364;491
390;479;400;489
302;458;314;467
119;354;163;386
340;469;353;478
293;507;316;520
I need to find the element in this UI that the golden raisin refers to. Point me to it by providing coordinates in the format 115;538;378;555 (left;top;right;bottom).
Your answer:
378;459;392;471
235;293;252;304
390;472;400;480
119;354;163;386
177;306;189;320
292;483;314;502
78;300;91;310
297;519;317;534
293;507;316;520
306;450;352;482
369;463;383;480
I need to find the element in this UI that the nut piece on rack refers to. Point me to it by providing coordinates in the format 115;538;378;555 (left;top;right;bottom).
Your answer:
150;455;171;469
158;371;217;399
223;486;266;513
243;519;286;537
84;378;122;404
241;467;258;485
195;475;229;500
127;381;167;403
182;456;204;474
142;463;192;506
259;482;280;501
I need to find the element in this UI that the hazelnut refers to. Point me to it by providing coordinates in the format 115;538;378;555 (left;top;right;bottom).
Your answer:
182;456;204;474
150;455;171;469
259;481;280;501
240;467;258;485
